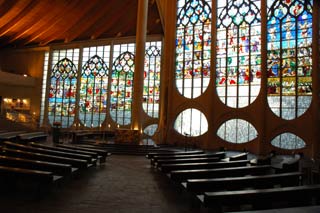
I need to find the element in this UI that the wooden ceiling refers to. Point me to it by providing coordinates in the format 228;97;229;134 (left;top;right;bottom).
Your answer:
0;0;163;48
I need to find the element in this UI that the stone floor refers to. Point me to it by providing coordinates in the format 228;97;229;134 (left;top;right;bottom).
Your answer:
0;154;319;213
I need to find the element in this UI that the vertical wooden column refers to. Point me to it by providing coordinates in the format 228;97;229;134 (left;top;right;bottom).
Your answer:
312;0;319;158
132;0;148;131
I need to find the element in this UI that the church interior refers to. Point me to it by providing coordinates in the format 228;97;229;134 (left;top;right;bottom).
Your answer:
0;0;319;212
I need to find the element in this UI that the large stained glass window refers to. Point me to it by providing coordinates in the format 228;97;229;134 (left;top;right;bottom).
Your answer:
143;41;161;118
271;132;306;150
48;49;79;128
174;108;208;137
176;0;212;99
267;0;313;120
79;46;110;128
216;0;261;108
110;43;135;126
217;119;257;143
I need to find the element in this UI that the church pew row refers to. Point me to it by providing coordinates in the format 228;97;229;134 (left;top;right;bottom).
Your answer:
156;157;221;168
0;131;26;142
147;150;205;159
197;184;320;212
17;132;48;143
0;155;77;176
29;142;105;164
1;147;90;169
57;144;110;161
169;165;273;182
183;172;303;194
159;160;250;173
151;152;226;166
3;141;97;165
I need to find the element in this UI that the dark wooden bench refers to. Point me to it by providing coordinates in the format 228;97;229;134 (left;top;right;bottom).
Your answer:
0;165;63;193
29;142;106;164
0;155;76;176
18;132;48;143
250;153;273;165
156;157;221;168
0;131;26;142
3;141;97;165
146;150;204;159
159;160;250;173
170;165;273;182
197;184;320;211
57;144;110;160
152;152;225;165
1;147;89;169
184;172;303;194
222;152;248;162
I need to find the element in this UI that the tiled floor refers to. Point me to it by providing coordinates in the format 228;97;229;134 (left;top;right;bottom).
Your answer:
0;154;319;213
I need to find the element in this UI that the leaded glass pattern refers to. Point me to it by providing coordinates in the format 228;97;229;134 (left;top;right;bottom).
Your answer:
110;44;135;126
176;0;212;99
40;51;49;126
143;41;161;118
267;0;313;120
174;108;208;137
80;46;109;128
217;119;257;143
48;49;79;128
216;0;261;108
144;124;158;136
271;132;306;150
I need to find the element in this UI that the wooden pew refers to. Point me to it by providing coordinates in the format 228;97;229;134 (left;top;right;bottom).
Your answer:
156;157;221;168
151;152;225;165
170;165;273;182
0;131;26;142
222;152;248;162
57;144;109;160
0;155;76;176
146;150;204;159
1;147;89;169
197;184;320;211
3;141;97;165
184;172;303;194
18;132;48;143
159;160;250;173
0;165;63;193
29;142;106;163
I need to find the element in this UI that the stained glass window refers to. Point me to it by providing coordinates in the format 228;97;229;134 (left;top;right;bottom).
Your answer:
79;46;110;128
48;49;79;128
217;119;257;143
267;0;313;120
110;44;135;126
271;132;306;150
144;124;158;136
216;0;261;108
176;0;212;99
143;41;161;118
174;108;208;137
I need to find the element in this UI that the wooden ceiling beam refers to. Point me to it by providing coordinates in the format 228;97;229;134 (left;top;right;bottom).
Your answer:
0;0;39;38
64;0;119;43
40;0;99;46
8;1;65;44
23;0;80;45
91;1;136;40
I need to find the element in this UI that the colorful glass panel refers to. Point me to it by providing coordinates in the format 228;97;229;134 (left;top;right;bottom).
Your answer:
271;132;306;150
80;54;109;128
143;42;161;118
176;0;212;99
267;0;313;120
110;51;135;126
216;0;261;108
217;119;257;143
174;108;208;137
48;57;78;128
